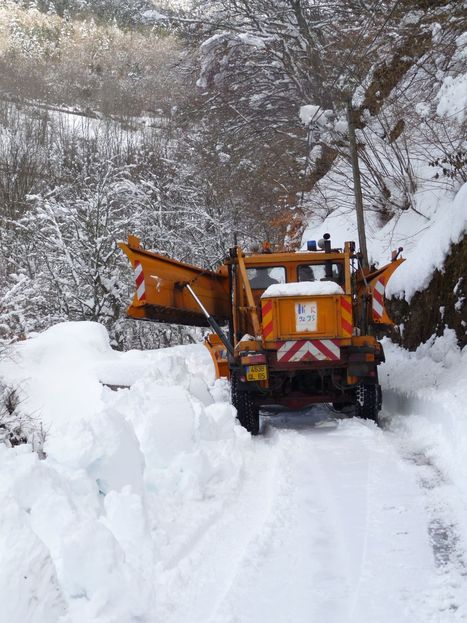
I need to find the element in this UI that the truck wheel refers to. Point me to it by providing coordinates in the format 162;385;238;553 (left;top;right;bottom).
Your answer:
230;372;260;435
355;383;381;424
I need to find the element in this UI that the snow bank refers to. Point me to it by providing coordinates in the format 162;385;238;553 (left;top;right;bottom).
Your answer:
436;32;467;123
437;73;467;122
2;322;144;492
386;182;467;300
302;182;467;302
0;322;251;623
261;281;344;298
380;330;467;540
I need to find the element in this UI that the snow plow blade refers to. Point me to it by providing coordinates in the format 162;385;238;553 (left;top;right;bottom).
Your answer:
357;258;405;325
119;235;230;327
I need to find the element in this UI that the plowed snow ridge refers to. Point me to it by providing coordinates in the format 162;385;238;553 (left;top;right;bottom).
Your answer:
0;323;466;623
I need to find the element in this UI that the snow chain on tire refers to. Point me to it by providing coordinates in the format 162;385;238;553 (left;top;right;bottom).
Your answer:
355;383;381;425
231;372;260;435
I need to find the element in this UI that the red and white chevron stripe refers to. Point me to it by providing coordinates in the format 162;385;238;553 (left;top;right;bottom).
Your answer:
277;339;340;363
372;278;385;320
134;261;146;301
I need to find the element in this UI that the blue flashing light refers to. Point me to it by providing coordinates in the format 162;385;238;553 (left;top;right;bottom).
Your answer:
307;240;317;251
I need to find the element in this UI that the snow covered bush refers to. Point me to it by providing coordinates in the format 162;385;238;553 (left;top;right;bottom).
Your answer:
2;157;132;346
0;381;45;454
0;385;24;446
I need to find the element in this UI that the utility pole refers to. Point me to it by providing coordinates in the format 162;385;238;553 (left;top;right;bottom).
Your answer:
347;98;369;270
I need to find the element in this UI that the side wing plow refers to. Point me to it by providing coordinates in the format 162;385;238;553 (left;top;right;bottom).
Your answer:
118;236;231;327
357;257;405;326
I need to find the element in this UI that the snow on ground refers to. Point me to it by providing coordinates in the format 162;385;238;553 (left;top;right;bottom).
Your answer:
380;330;467;619
381;329;467;521
0;322;467;622
300;23;466;306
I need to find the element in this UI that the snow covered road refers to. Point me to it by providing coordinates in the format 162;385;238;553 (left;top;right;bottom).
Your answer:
1;323;466;623
156;412;464;623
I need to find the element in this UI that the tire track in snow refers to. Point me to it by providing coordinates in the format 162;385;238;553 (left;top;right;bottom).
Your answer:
296;417;435;623
208;426;350;623
154;435;286;623
380;386;467;620
406;452;465;569
206;432;306;623
197;416;436;623
387;435;467;621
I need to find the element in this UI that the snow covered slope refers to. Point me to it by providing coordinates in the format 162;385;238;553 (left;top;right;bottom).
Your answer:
1;322;467;622
302;181;467;302
301;24;467;306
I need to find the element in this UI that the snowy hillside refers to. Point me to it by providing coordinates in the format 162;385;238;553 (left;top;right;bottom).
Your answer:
1;322;466;622
303;180;467;302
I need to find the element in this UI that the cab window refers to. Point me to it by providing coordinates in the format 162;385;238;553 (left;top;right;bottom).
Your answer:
246;266;286;289
297;263;344;285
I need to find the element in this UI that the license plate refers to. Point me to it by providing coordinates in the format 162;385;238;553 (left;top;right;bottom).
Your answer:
246;364;268;381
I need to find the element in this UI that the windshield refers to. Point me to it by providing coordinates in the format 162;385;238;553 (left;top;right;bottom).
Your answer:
246;266;286;289
297;263;344;285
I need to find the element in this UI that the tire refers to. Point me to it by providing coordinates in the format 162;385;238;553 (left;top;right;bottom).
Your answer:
230;372;260;435
355;383;381;424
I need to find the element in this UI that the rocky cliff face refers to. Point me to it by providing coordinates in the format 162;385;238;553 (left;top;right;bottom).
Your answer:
388;236;467;350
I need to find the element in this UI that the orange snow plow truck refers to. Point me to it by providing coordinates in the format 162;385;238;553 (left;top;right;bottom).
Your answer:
119;234;403;434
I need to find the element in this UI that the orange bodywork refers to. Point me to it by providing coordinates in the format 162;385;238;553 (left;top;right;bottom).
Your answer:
261;295;352;344
204;333;229;378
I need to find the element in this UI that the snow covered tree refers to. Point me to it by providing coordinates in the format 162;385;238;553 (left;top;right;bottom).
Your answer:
2;159;131;344
183;0;397;198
